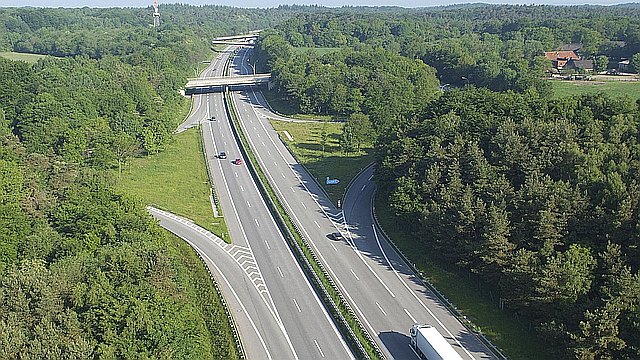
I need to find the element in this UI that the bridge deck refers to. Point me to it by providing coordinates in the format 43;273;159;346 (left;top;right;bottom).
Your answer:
185;74;271;93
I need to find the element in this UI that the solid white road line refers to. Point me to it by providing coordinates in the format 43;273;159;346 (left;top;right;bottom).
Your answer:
206;120;297;357
372;224;474;359
155;217;272;359
232;91;355;359
404;308;417;324
241;91;382;357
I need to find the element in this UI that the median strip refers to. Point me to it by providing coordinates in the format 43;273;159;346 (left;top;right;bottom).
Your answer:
223;90;384;360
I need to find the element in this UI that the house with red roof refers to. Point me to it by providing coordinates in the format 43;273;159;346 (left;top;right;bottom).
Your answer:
545;50;581;70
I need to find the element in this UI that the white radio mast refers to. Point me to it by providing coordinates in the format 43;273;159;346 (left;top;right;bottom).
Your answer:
152;0;160;27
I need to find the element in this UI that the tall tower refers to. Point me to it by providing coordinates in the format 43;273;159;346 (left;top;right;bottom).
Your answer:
152;0;160;28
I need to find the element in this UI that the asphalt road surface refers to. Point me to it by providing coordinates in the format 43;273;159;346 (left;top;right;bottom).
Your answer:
152;46;354;360
229;46;499;360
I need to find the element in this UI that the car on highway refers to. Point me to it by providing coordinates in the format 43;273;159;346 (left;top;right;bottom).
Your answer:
327;232;344;241
233;158;243;165
218;151;227;159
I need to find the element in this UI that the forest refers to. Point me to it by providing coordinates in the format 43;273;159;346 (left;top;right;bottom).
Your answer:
0;5;303;357
255;5;640;358
2;3;640;358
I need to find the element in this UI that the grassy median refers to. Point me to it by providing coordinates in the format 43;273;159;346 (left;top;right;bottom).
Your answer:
115;112;228;240
269;120;374;204
267;110;547;359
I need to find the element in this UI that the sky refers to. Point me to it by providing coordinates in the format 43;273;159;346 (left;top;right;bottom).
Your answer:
1;0;634;8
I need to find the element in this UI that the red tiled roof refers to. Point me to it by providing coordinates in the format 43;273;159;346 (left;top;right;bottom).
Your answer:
545;51;580;61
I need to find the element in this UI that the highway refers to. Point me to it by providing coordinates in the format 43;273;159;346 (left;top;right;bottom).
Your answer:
229;46;499;360
154;46;354;360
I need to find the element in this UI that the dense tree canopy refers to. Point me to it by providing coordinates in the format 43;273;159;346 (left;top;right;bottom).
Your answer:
377;88;640;358
0;5;275;357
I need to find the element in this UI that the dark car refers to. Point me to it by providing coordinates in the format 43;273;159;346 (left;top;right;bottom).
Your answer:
218;151;227;159
233;158;243;165
327;232;344;241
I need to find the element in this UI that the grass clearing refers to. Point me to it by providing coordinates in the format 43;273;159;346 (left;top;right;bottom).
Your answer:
551;79;640;101
272;110;545;358
374;192;550;360
269;119;373;204
115;110;228;239
228;93;382;359
260;88;340;120
0;51;49;63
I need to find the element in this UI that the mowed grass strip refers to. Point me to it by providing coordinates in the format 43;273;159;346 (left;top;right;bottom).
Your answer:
115;126;228;240
260;89;337;120
269;119;374;204
272;113;546;358
551;79;640;101
374;193;551;360
0;51;49;63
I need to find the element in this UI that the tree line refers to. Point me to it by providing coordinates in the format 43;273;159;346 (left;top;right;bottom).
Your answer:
263;5;640;91
376;88;640;358
0;4;308;357
255;5;640;358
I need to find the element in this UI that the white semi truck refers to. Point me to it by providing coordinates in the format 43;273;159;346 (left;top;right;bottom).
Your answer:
410;324;463;360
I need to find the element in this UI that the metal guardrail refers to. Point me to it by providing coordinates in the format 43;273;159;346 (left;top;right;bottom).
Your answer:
343;165;510;360
191;243;247;359
223;91;384;360
147;206;245;359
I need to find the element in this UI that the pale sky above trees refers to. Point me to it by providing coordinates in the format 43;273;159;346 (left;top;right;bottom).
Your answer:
2;0;631;8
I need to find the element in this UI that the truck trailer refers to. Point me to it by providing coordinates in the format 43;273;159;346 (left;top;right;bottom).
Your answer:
410;324;463;360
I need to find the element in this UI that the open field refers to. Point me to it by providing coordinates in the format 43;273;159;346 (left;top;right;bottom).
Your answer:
115;117;228;240
0;51;48;63
269;119;373;204
551;79;640;101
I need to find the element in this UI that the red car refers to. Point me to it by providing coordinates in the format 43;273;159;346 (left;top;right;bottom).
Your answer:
233;158;243;165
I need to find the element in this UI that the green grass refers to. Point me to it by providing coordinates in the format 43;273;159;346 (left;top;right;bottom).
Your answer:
293;47;340;55
0;51;49;63
269;120;374;204
168;233;241;358
227;93;382;359
272;112;546;359
115;119;228;241
374;192;551;360
551;79;640;101
260;89;338;120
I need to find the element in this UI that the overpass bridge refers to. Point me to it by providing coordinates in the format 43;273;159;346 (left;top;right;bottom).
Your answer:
185;74;272;94
213;33;259;41
212;40;256;46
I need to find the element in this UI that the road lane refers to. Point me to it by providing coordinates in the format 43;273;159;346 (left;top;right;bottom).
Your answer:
154;45;355;360
230;46;498;360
